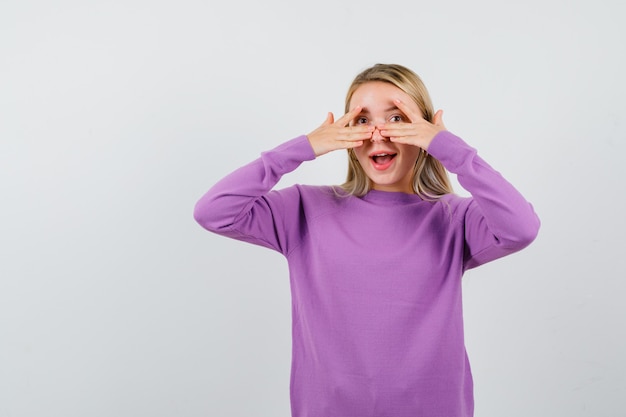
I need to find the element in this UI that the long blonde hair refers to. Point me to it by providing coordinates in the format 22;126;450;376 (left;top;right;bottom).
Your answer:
341;64;453;199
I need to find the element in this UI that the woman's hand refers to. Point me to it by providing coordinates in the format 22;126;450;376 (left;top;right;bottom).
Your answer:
377;99;447;151
307;106;374;157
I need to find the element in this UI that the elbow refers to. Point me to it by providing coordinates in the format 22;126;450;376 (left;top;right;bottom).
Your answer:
193;198;225;232
502;214;541;250
193;201;207;227
515;223;540;249
193;200;210;229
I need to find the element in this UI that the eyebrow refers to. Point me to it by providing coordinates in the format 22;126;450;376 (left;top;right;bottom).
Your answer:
359;105;402;114
359;106;404;114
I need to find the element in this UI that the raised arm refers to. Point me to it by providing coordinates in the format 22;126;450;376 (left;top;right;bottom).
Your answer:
193;108;373;253
193;136;314;252
378;100;539;269
427;131;540;269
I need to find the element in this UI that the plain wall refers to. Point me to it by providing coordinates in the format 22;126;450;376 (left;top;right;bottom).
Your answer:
1;0;625;416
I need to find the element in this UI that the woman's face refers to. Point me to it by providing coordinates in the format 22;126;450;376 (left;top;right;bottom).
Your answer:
349;81;422;194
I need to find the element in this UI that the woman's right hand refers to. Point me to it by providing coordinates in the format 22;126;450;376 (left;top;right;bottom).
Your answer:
306;106;374;157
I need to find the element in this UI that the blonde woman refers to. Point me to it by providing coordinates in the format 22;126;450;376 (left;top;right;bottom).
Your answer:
194;63;540;417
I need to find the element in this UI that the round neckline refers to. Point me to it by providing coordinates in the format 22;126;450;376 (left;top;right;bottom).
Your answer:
361;189;424;205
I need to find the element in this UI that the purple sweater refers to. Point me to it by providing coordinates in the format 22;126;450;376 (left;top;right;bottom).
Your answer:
194;131;540;417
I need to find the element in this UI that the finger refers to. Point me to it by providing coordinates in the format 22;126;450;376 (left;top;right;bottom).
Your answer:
433;109;446;129
433;109;444;126
325;112;335;125
393;99;421;123
378;124;421;143
336;105;363;126
340;140;364;149
337;127;373;142
347;140;364;149
377;123;416;136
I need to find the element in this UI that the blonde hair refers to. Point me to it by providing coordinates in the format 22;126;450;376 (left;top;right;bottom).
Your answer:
340;64;453;199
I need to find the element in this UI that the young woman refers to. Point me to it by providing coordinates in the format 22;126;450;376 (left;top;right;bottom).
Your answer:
194;64;540;417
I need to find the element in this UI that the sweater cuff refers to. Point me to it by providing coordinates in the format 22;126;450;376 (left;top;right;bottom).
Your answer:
287;135;316;162
426;130;478;173
259;135;317;177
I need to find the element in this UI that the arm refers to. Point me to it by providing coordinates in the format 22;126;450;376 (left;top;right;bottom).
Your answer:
193;108;374;253
379;101;540;269
193;136;315;253
427;131;540;269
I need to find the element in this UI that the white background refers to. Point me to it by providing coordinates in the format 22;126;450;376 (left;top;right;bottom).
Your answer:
1;0;625;416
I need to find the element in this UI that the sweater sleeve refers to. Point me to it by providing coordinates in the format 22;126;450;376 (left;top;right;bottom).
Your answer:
193;135;316;254
427;131;540;270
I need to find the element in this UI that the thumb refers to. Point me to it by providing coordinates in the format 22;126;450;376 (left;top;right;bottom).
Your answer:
433;109;445;127
324;112;334;125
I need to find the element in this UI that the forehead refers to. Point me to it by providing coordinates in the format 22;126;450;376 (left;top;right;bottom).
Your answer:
349;81;413;110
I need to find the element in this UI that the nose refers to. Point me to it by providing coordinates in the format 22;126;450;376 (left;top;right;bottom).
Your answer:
371;126;387;143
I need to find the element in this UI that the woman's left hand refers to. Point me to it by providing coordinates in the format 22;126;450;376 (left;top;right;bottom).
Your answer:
377;99;447;151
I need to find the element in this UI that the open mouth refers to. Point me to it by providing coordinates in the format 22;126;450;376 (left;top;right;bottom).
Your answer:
371;153;397;165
